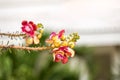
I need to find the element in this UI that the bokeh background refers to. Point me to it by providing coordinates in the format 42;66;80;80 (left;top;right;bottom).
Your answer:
0;0;120;80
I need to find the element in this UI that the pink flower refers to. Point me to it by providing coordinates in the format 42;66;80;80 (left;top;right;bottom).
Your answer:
54;54;68;64
21;20;37;37
46;29;65;45
52;46;75;64
50;29;65;39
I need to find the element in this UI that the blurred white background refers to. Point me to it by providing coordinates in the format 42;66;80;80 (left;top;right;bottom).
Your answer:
0;0;120;46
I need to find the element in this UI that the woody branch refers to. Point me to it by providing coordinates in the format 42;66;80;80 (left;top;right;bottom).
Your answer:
0;45;51;51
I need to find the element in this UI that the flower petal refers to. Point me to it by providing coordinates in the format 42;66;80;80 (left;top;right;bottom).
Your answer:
67;47;75;57
61;56;68;64
52;48;59;52
54;54;63;62
58;29;65;38
46;39;53;44
29;21;34;24
50;32;56;39
22;20;28;25
59;46;75;57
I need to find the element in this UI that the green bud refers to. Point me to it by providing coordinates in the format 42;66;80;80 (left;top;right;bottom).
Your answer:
37;23;44;28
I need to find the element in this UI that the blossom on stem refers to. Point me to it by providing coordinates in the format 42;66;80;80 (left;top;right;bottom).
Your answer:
21;20;37;37
46;29;65;47
53;46;75;64
21;20;44;45
46;29;80;64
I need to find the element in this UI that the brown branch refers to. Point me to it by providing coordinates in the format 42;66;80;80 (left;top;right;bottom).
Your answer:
0;45;52;51
0;33;25;37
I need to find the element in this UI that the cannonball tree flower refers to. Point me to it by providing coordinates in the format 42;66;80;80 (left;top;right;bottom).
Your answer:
52;46;75;64
21;21;44;45
21;20;37;37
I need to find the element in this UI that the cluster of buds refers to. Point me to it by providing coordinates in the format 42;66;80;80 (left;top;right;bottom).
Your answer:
46;30;80;64
21;20;44;46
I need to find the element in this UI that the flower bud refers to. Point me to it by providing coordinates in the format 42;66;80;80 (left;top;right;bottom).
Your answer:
54;40;61;47
37;33;42;39
46;39;53;44
52;36;58;41
61;35;66;40
68;42;75;48
37;23;43;28
34;36;40;44
61;41;68;46
26;37;33;45
40;29;44;33
51;44;55;48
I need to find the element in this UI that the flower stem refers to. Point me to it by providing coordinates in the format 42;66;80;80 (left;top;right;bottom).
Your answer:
0;45;51;51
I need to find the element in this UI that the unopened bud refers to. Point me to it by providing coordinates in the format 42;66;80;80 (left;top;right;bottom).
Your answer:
26;37;33;45
61;41;68;46
34;36;40;44
68;42;75;48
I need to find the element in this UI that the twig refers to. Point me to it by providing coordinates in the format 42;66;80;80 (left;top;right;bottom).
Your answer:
0;45;52;51
0;33;25;37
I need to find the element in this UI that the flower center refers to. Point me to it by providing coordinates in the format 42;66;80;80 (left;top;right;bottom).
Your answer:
56;54;63;59
25;26;31;32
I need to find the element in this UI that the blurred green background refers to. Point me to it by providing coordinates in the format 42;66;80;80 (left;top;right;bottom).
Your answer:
0;32;119;80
